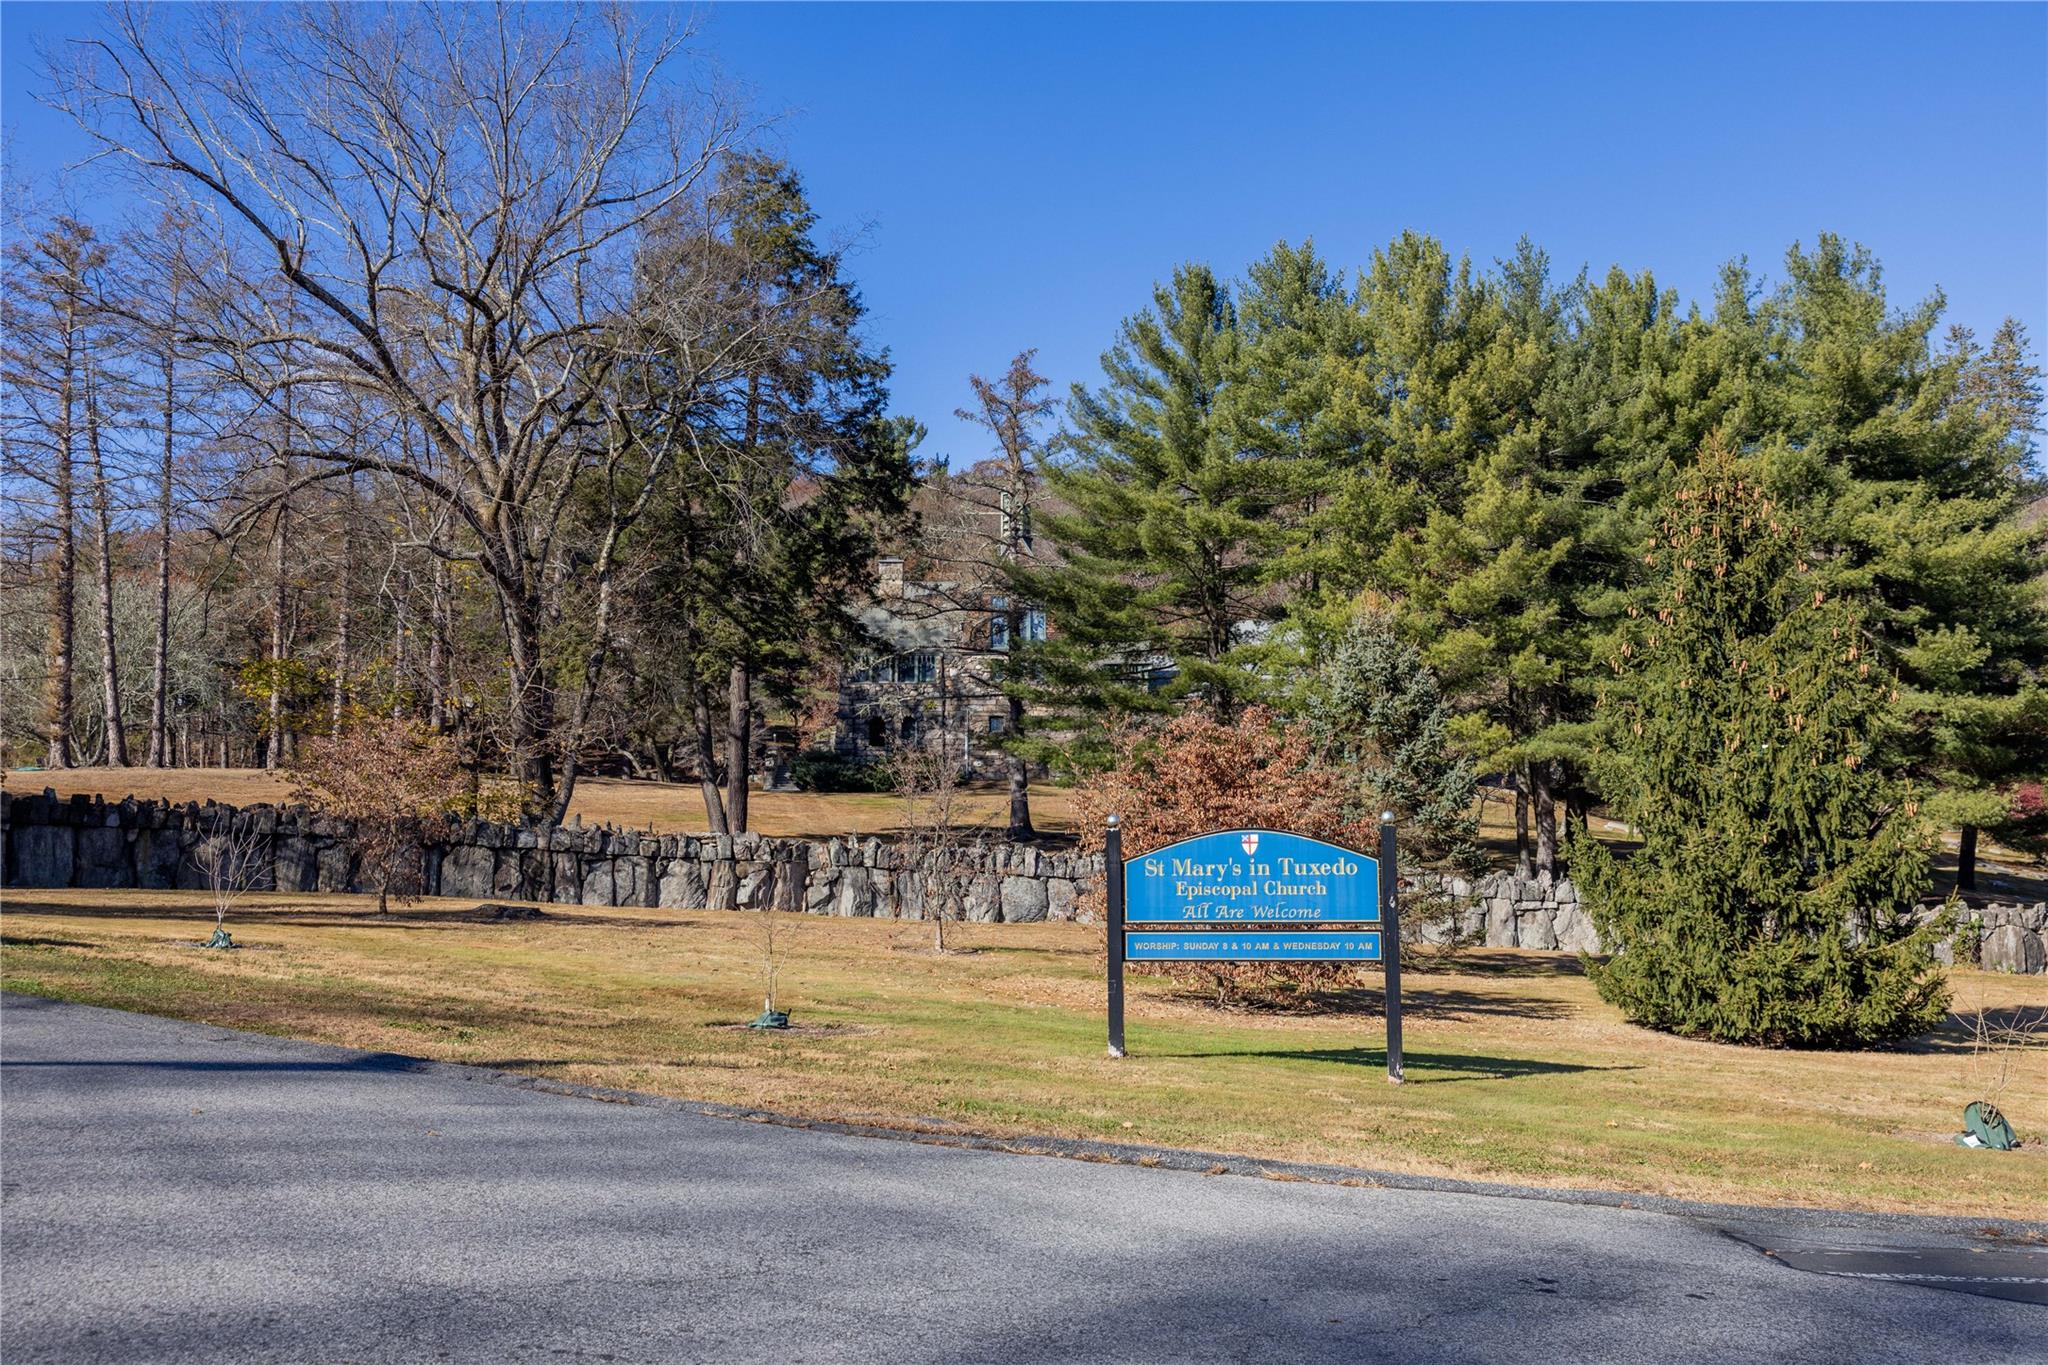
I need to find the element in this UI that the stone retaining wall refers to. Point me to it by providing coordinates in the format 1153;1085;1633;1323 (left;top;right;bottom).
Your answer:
4;790;2042;971
0;790;1098;925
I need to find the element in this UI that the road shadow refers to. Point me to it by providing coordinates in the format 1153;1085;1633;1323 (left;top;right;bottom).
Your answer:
1147;981;1574;1023
1146;1045;1633;1083
1893;1004;2048;1056
0;933;98;949
0;1053;434;1074
1412;952;1590;980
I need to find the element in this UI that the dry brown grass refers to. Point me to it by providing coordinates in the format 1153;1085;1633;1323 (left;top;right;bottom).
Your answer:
3;887;2044;1219
6;768;1078;839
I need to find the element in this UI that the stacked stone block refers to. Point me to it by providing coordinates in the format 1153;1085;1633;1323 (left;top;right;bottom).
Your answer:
5;788;2041;972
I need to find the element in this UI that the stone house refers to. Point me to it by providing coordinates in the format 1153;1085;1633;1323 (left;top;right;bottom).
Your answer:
826;556;1045;776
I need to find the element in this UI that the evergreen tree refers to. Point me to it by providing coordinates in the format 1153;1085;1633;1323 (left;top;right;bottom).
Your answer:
1305;603;1482;941
1376;240;1582;874
1221;239;1366;620
1933;318;2048;884
1748;240;2048;892
1574;437;1949;1047
622;154;914;831
1015;265;1285;768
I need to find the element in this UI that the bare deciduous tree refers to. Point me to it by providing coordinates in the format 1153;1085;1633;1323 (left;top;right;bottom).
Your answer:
1;216;107;768
54;1;745;807
893;738;978;953
82;358;127;765
191;809;267;948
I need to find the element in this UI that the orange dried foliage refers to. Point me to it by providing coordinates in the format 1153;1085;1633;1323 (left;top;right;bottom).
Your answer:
1074;706;1378;1005
290;716;467;913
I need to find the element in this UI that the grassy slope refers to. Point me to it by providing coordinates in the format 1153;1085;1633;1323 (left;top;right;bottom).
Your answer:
3;888;2043;1219
4;768;1078;840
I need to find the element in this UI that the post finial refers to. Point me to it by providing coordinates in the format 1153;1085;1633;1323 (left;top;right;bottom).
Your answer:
1106;812;1121;829
1380;810;1395;824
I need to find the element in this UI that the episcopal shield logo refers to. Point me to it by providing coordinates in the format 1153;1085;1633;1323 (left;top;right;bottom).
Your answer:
1240;833;1259;857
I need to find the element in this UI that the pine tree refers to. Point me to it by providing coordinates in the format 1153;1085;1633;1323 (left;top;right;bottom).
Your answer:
1014;264;1287;767
1748;240;2048;893
1221;239;1365;619
624;154;913;831
1574;437;1949;1047
1933;318;2048;886
1376;240;1581;875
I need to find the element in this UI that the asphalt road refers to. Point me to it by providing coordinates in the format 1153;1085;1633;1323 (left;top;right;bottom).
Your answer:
2;993;2041;1364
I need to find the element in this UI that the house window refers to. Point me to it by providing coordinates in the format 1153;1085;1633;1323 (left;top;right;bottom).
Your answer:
866;715;887;747
901;713;917;740
987;714;1005;734
990;599;1044;650
886;651;935;685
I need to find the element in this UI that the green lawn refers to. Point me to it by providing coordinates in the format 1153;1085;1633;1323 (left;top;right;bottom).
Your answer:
3;887;2044;1220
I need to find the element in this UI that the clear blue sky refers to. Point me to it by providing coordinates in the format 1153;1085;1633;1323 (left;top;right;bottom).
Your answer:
5;2;2044;467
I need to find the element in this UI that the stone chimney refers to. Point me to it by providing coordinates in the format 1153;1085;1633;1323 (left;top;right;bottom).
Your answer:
876;556;905;599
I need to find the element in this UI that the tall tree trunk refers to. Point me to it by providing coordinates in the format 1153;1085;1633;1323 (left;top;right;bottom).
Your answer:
266;489;289;770
694;688;730;836
1006;692;1032;839
1002;579;1033;837
146;346;174;766
43;314;78;768
427;558;449;731
726;661;752;834
389;596;407;719
1533;760;1558;877
85;366;128;766
502;582;555;809
1512;767;1532;879
1958;824;1979;894
331;475;354;728
722;371;764;837
1561;783;1591;877
546;550;626;828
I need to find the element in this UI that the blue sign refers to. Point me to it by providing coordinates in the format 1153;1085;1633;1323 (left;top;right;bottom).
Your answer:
1122;829;1379;924
1125;931;1383;962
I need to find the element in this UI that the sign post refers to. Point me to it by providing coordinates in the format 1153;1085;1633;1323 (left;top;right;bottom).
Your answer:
1379;812;1403;1084
1105;813;1126;1059
1103;816;1404;1083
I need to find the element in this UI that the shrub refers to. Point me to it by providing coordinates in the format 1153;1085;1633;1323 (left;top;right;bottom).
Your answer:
1574;439;1949;1047
791;750;894;793
1076;705;1378;1005
1997;781;2048;865
1304;604;1486;946
290;715;465;913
